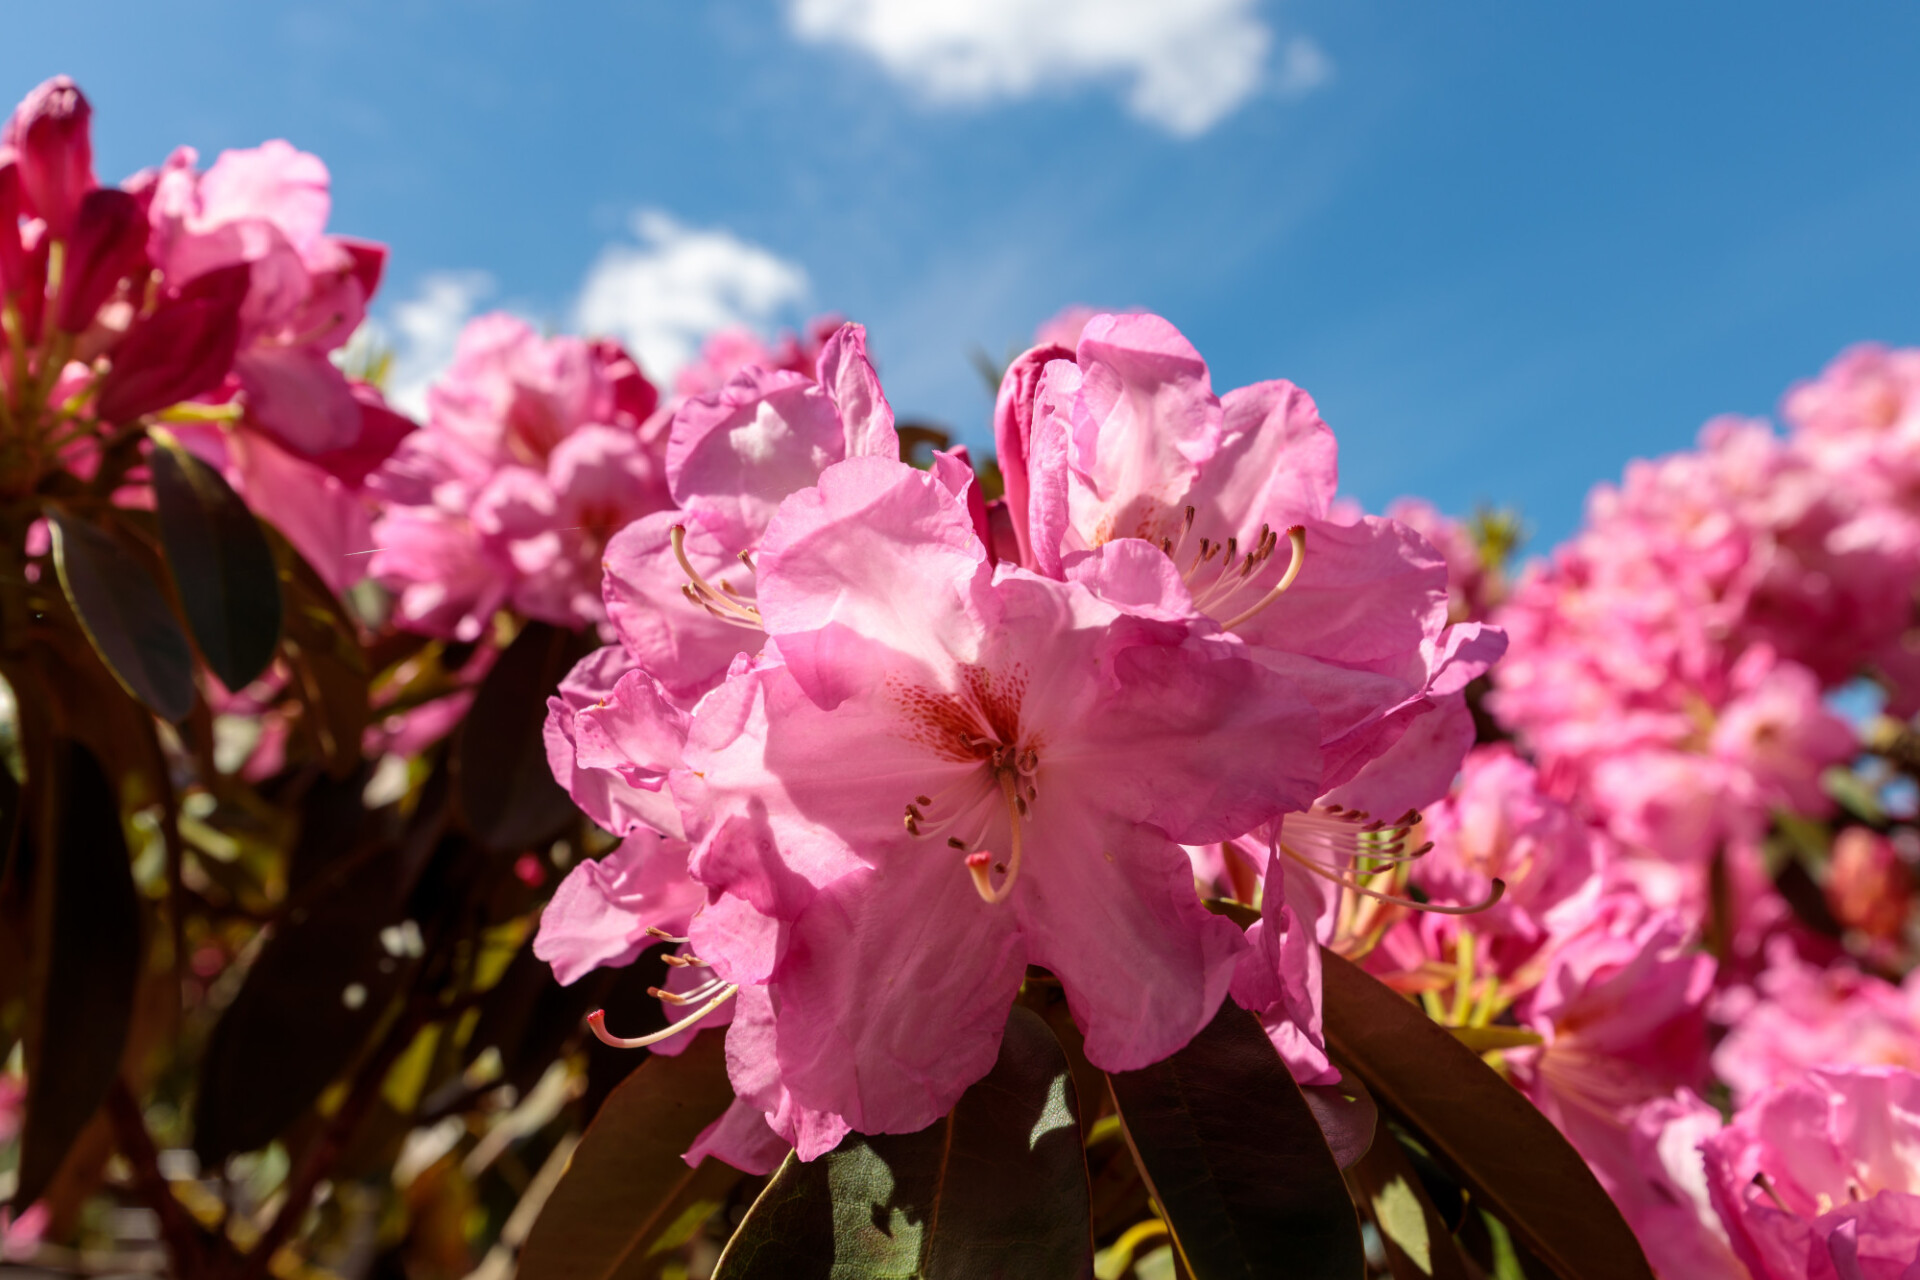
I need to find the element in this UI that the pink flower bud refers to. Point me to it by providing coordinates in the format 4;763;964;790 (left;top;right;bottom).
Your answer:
1827;827;1911;941
0;161;25;294
54;187;144;333
4;76;96;239
95;263;249;425
588;337;660;424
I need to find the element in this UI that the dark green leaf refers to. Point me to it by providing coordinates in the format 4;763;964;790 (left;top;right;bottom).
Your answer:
15;741;142;1207
272;530;370;778
518;1031;738;1280
456;621;589;855
1106;999;1363;1280
192;835;406;1164
148;430;284;691
46;505;195;722
715;1004;1092;1280
1346;1130;1471;1280
1320;948;1654;1280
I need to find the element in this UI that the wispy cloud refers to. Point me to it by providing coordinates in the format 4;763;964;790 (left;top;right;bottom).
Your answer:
572;209;809;382
355;270;496;419
1274;36;1335;100
786;0;1310;137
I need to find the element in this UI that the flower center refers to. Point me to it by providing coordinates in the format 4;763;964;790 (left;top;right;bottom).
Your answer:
894;665;1042;905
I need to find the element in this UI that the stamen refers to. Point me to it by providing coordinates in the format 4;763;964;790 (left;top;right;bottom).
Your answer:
587;985;739;1049
1752;1172;1792;1214
671;525;763;626
661;952;710;968
645;926;690;943
1168;506;1197;561
1287;847;1506;915
1219;526;1307;631
650;978;728;1006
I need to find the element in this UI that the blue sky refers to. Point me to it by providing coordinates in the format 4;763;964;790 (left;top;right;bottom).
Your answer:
10;1;1920;550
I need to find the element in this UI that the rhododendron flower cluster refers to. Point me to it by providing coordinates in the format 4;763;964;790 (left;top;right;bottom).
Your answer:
536;310;1505;1166
0;76;409;589
368;314;665;638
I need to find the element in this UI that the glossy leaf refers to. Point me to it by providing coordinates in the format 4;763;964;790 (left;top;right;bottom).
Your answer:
273;530;369;778
714;1004;1093;1280
456;621;588;855
1106;999;1363;1279
1303;1077;1379;1170
16;741;142;1207
1346;1130;1471;1280
1319;948;1655;1280
517;1031;738;1280
192;835;406;1163
46;505;195;722
149;429;283;691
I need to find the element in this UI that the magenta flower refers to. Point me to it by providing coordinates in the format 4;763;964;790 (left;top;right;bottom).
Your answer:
370;313;667;637
598;321;898;701
671;456;1320;1144
1507;892;1716;1202
144;138;392;461
1712;942;1920;1108
996;311;1505;811
1703;1067;1920;1280
1611;1092;1749;1280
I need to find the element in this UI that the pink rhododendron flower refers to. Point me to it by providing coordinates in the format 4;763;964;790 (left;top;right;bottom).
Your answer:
1712;942;1920;1107
995;312;1505;807
1703;1067;1920;1280
597;321;898;702
671;313;843;401
536;829;704;987
1365;744;1610;1004
1613;1091;1749;1280
676;456;1321;1145
1386;498;1509;623
1784;344;1920;543
144;138;396;464
370;314;666;637
1509;893;1716;1205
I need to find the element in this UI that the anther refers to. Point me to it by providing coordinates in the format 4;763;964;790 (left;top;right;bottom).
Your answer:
645;926;690;943
948;837;968;850
1219;525;1307;631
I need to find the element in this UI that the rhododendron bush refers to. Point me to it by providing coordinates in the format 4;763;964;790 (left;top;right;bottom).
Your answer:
8;77;1920;1280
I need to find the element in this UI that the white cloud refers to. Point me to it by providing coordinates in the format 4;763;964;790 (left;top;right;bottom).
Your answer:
352;270;495;420
572;210;810;381
786;0;1304;137
1274;35;1334;100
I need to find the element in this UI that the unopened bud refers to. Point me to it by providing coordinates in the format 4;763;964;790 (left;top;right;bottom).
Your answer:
1827;826;1911;941
5;76;96;239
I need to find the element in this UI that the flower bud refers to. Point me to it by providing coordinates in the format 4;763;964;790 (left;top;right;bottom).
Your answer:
54;187;144;333
95;263;250;425
589;337;659;423
0;161;25;295
1826;826;1911;941
4;76;96;239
